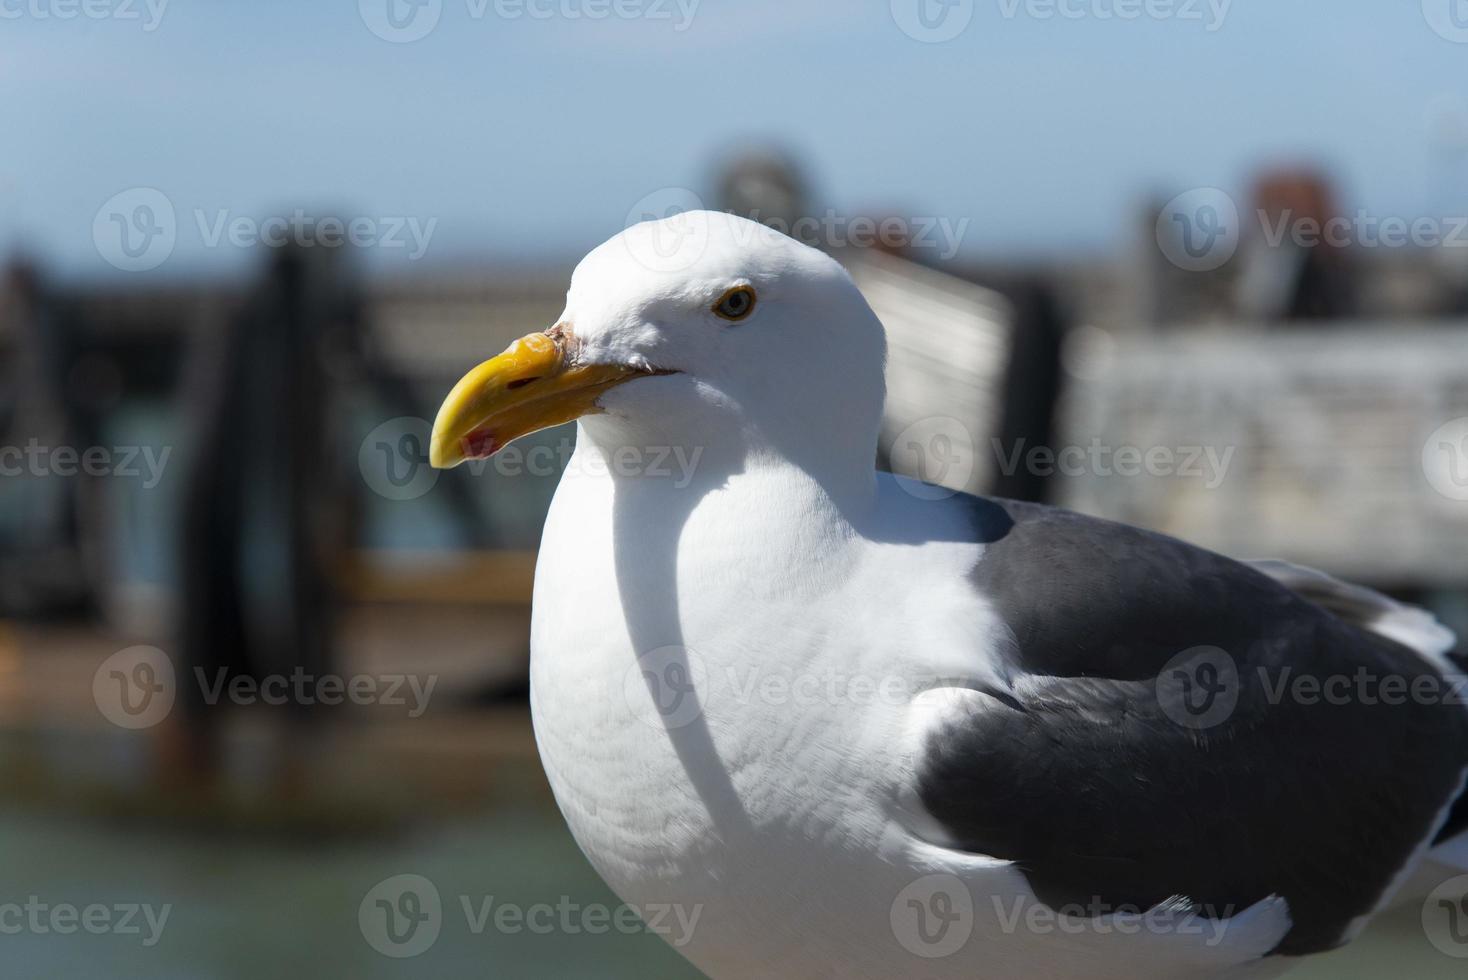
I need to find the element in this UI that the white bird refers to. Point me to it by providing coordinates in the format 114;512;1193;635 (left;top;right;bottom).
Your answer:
429;211;1468;979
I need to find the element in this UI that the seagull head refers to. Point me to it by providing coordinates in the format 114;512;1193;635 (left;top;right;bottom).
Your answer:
429;210;886;476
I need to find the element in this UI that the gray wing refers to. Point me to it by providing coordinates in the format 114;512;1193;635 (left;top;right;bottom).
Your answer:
913;496;1468;956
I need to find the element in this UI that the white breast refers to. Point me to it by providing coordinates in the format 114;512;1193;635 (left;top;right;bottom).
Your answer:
527;457;1296;980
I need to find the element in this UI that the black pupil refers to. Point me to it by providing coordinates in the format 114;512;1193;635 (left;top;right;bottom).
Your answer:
722;290;751;317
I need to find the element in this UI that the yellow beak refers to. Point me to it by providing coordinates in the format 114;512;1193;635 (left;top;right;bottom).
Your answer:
429;330;661;469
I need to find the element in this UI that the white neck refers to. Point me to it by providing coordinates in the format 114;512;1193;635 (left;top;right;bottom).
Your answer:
575;368;884;524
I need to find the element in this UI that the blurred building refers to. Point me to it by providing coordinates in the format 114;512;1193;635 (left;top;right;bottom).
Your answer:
5;157;1468;712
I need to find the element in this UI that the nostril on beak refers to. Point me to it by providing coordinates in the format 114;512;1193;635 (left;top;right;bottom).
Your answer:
507;377;540;390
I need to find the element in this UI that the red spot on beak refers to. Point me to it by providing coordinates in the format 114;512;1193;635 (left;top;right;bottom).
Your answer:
461;428;499;459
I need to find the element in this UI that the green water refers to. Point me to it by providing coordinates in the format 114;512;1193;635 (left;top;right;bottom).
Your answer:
0;806;697;980
0;802;1458;979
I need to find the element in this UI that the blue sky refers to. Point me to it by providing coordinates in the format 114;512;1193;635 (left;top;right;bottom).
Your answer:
3;0;1466;280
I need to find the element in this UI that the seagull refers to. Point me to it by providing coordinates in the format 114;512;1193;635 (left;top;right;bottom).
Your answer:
429;211;1468;979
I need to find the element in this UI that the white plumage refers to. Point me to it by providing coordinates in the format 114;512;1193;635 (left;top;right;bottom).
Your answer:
428;211;1468;979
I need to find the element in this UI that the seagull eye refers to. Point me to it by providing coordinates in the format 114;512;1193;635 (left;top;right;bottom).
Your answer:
712;285;757;322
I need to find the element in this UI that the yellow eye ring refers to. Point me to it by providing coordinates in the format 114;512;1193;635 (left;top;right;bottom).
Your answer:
712;285;757;322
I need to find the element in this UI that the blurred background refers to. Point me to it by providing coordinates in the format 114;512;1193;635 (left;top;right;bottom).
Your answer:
3;1;1468;976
